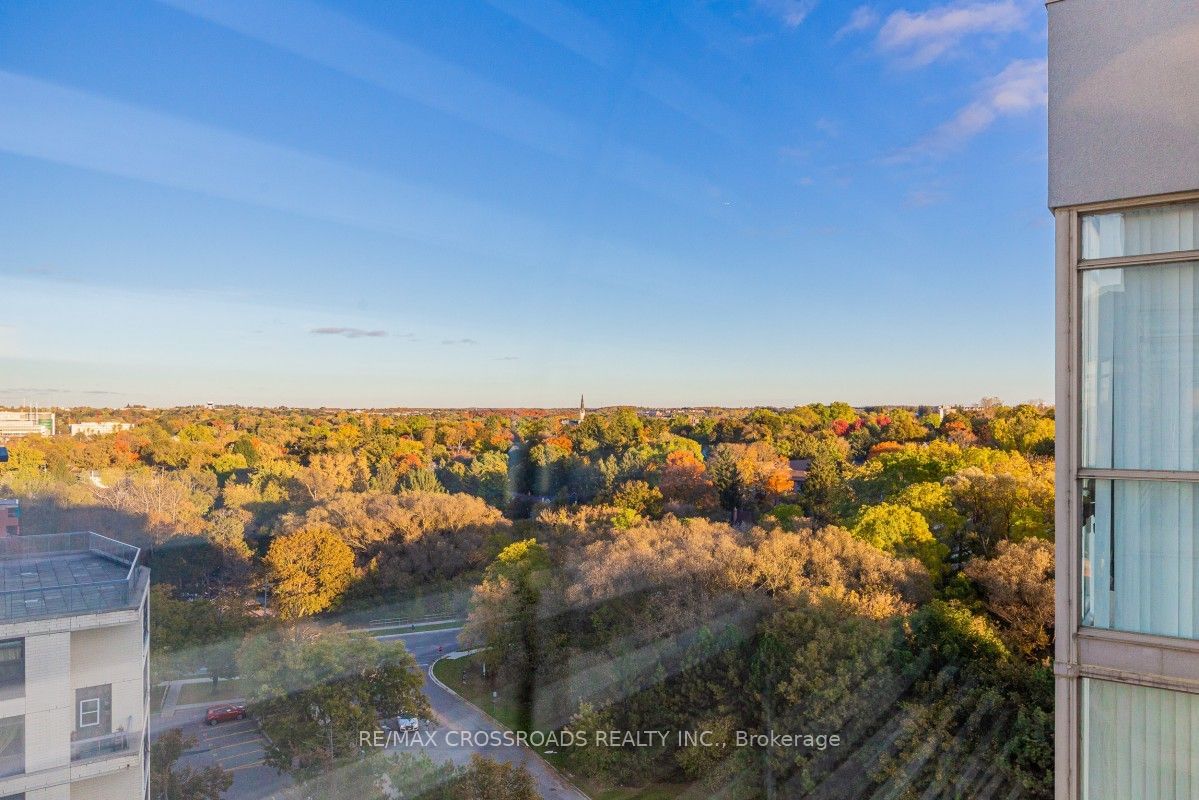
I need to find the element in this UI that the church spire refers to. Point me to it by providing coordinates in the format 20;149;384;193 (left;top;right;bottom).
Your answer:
579;394;586;423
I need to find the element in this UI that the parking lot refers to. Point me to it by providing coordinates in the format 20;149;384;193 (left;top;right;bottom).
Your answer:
197;716;267;772
154;703;292;799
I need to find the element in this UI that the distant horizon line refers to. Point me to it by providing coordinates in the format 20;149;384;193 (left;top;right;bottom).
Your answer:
0;398;1051;413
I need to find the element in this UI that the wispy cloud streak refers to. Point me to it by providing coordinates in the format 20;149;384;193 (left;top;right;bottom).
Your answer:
889;58;1046;160
756;0;819;28
310;327;389;339
835;6;880;41
876;1;1030;67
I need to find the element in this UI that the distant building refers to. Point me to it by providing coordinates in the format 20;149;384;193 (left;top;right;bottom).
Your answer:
0;532;149;799
68;422;133;437
579;395;586;423
0;501;17;537
788;459;811;486
0;411;54;438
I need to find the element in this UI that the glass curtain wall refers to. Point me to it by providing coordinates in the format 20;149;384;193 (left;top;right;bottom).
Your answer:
1079;202;1199;800
1081;205;1199;638
1082;679;1199;800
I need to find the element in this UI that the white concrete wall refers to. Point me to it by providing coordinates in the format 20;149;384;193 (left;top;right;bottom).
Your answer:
69;766;143;800
1048;0;1199;207
28;784;70;800
27;632;73;773
70;622;146;737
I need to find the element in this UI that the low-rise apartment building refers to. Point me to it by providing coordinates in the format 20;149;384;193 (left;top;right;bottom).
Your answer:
66;424;132;438
0;532;149;800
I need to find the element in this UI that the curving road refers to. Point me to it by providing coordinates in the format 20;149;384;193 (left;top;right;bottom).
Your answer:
380;628;588;800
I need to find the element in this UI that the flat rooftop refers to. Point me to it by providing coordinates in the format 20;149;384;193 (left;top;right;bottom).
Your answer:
0;533;144;622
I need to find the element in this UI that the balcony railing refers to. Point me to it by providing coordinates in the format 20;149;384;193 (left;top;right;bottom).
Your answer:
71;729;140;763
0;532;145;622
0;531;138;566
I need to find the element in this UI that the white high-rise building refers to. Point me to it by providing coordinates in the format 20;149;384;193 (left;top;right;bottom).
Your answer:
1049;1;1199;798
0;533;149;800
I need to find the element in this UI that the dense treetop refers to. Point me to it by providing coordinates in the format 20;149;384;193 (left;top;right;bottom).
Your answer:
0;400;1055;797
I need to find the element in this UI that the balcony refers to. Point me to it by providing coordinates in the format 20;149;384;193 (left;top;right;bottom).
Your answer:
71;729;140;763
0;532;147;622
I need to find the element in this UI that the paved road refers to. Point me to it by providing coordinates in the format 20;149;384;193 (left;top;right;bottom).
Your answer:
383;627;588;800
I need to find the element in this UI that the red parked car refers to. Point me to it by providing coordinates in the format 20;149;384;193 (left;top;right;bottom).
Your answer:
205;704;247;726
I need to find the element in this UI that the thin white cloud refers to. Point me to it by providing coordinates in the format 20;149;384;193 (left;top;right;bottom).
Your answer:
0;385;122;397
905;187;948;207
441;338;478;346
890;58;1047;161
835;6;880;41
815;117;840;138
756;0;818;28
310;327;389;339
877;1;1029;67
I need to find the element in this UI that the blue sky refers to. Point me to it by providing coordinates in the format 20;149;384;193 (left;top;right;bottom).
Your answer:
0;0;1052;408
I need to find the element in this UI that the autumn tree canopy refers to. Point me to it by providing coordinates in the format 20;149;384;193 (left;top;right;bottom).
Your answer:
265;527;356;619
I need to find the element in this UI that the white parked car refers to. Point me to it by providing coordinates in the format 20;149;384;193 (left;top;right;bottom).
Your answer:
383;716;421;733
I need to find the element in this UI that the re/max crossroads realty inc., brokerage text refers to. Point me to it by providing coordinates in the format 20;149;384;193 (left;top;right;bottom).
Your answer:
361;728;844;751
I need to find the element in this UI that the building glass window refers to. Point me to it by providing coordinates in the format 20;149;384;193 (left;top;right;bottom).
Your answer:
1082;262;1199;471
0;717;23;778
79;698;100;728
1082;678;1199;799
1082;202;1199;259
1082;479;1199;638
1079;205;1199;644
0;641;23;700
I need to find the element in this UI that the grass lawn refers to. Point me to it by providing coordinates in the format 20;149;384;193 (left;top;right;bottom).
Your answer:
431;652;524;732
432;653;689;800
177;678;245;706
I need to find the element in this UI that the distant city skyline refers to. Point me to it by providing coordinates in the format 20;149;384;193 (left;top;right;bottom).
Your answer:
0;1;1052;408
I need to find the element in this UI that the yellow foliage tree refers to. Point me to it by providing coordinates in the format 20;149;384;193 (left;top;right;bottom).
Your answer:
265;527;355;619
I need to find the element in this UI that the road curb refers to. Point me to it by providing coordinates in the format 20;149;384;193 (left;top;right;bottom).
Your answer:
427;654;592;800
